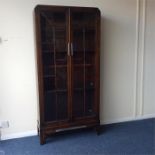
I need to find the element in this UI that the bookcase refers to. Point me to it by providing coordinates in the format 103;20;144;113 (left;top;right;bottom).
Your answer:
35;5;101;144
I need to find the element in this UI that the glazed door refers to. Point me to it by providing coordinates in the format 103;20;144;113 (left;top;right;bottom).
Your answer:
39;8;70;123
70;9;98;119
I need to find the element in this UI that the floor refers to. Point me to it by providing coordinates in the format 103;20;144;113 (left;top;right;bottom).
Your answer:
0;118;155;155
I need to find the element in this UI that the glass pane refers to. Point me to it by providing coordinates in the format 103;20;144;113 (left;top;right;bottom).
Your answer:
42;53;54;66
85;66;95;116
44;92;56;122
85;29;95;51
55;28;67;65
43;66;55;77
43;76;55;91
85;66;95;89
56;67;67;90
72;29;84;64
40;10;68;122
73;91;84;118
53;12;66;24
72;17;85;118
85;27;96;116
85;90;95;116
72;66;84;118
57;92;68;120
73;66;84;89
71;10;96;118
72;12;95;27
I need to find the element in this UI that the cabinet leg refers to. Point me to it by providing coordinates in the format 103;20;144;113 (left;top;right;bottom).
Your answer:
40;131;46;145
94;125;101;135
37;126;40;136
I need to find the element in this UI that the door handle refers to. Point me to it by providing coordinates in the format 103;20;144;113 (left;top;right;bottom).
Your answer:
67;42;70;56
71;43;73;56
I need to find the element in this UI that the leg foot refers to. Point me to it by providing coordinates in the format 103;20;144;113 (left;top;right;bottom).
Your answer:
40;131;46;145
95;125;101;135
37;126;40;136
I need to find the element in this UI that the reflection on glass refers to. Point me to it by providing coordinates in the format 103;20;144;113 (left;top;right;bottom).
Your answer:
72;11;96;118
40;10;68;122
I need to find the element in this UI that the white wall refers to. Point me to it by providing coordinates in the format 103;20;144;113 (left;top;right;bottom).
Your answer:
0;0;155;139
143;0;155;115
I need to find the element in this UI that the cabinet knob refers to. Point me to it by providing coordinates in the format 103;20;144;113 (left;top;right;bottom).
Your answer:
90;82;94;86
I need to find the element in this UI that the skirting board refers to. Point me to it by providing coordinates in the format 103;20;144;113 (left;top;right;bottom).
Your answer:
101;113;155;125
1;130;37;141
1;114;155;141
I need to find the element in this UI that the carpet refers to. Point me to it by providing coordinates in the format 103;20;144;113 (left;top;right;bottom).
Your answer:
0;118;155;155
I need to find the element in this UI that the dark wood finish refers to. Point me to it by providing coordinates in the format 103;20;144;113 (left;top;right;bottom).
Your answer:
35;5;101;145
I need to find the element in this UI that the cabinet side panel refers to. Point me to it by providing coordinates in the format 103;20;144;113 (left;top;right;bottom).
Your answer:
95;9;101;121
35;8;45;127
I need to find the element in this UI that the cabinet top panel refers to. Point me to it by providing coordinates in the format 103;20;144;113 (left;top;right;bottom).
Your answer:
35;5;100;14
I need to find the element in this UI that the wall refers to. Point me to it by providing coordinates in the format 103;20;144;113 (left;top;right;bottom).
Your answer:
0;0;155;139
143;0;155;115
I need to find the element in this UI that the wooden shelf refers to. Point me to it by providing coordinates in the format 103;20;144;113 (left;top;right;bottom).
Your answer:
74;64;93;67
42;50;67;53
42;41;53;45
72;23;95;29
43;75;55;78
42;25;66;30
74;87;95;91
45;89;67;93
72;50;95;53
48;65;67;68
